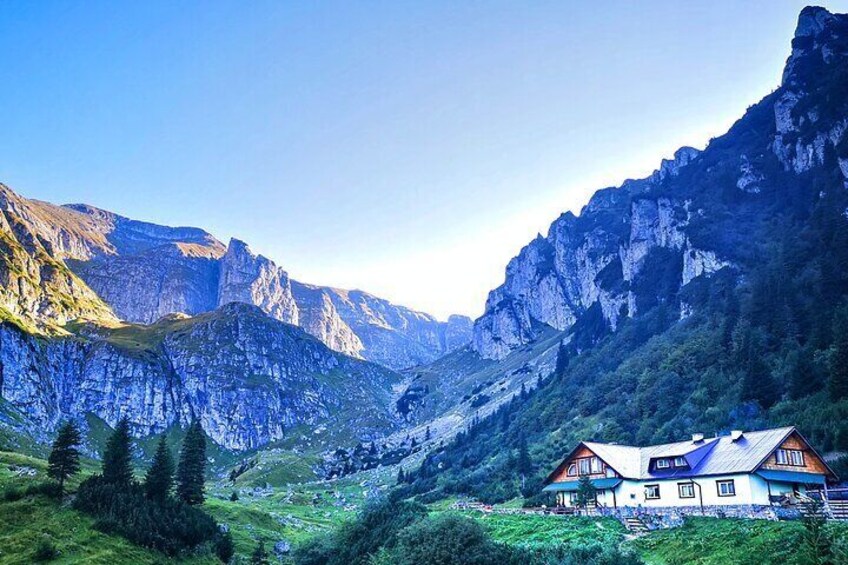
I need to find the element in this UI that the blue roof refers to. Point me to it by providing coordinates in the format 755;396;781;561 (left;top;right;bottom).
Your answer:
543;478;622;492
756;470;826;485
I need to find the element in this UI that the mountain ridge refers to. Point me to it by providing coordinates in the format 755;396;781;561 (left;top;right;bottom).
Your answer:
0;184;472;370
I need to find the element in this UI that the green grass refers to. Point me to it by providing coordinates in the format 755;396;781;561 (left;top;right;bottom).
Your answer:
468;512;627;550
0;495;217;565
632;516;848;565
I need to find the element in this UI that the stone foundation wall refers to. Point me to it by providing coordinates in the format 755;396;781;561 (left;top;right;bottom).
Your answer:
597;504;802;529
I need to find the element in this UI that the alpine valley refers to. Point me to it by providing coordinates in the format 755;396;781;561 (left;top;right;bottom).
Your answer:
3;5;848;565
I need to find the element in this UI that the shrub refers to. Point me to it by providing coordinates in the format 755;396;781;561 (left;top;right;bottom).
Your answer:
380;514;515;565
74;475;219;556
292;497;428;565
33;537;58;561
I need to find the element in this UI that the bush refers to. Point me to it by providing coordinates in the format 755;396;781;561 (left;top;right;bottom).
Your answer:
292;497;428;565
379;514;515;565
33;537;58;561
3;481;62;502
74;475;219;556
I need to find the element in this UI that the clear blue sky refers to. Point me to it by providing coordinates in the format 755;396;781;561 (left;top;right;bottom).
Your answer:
0;1;840;319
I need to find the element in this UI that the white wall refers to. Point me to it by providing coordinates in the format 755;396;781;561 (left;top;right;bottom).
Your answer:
568;474;764;508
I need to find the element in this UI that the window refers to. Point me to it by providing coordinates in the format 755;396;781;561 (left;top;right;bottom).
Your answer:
645;484;661;500
776;448;805;466
674;457;687;467
590;457;602;474
567;464;577;477
656;459;670;469
717;480;736;497
579;458;591;475
678;483;695;499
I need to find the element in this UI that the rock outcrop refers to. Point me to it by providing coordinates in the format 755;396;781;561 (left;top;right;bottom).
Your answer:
0;188;471;368
474;6;848;359
0;303;402;450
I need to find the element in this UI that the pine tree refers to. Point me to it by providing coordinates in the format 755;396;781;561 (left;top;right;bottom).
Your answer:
144;436;174;501
176;421;207;505
47;421;82;499
425;426;431;441
829;304;848;401
102;418;134;487
250;540;270;565
575;475;597;509
396;468;405;485
555;341;569;376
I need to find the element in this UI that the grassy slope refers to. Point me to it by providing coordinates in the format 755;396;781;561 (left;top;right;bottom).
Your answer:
633;517;848;565
5;447;848;564
0;451;215;565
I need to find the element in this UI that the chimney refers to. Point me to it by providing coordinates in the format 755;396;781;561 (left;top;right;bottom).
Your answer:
731;430;744;442
692;433;704;444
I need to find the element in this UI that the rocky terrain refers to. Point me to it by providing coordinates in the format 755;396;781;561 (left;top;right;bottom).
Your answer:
0;190;471;369
0;302;403;451
473;5;848;360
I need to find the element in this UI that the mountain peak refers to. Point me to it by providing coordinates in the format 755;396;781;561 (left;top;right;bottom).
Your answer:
795;6;835;39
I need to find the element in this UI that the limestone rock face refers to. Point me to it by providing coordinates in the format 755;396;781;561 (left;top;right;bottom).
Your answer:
0;186;470;368
0;304;402;450
473;7;848;360
473;149;704;360
291;283;472;370
0;187;116;328
217;239;298;325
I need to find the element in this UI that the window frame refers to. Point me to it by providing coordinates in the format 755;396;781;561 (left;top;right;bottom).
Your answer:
789;450;805;467
645;484;661;500
775;449;788;465
578;458;591;476
673;456;687;468
590;456;603;474
655;458;670;469
567;463;577;477
678;482;695;499
716;479;736;497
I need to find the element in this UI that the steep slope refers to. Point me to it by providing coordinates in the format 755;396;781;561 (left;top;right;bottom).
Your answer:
0;190;471;368
0;303;402;451
402;6;848;502
473;6;848;361
0;186;117;330
292;282;473;369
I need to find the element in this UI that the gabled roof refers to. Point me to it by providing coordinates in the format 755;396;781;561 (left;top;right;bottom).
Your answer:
546;426;839;483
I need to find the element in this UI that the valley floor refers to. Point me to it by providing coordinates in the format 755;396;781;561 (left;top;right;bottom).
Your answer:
2;450;847;564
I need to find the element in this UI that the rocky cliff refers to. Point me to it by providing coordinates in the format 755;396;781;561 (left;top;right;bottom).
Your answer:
474;6;848;360
0;190;471;368
0;303;402;450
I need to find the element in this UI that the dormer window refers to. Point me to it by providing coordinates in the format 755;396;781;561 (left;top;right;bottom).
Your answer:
656;458;670;469
674;457;687;467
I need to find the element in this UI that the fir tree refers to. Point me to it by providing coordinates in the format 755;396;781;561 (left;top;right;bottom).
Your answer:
829;304;848;401
47;421;82;499
144;436;174;501
250;540;270;565
555;341;569;376
102;418;134;487
176;421;207;505
396;468;405;485
575;475;597;509
425;426;431;441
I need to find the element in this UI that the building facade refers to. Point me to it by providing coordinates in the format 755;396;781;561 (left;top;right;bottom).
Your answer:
543;427;838;509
